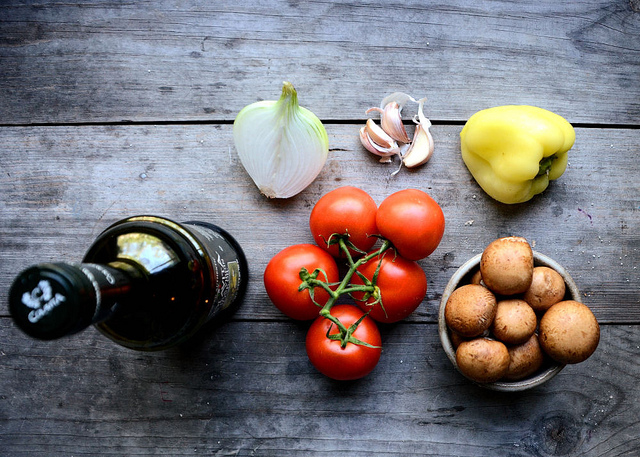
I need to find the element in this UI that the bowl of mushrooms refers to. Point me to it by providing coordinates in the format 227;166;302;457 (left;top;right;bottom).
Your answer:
438;236;600;391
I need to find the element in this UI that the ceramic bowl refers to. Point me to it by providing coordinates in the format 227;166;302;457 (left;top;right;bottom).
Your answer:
438;251;580;392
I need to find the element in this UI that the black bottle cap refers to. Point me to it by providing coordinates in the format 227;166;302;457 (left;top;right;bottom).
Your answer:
9;263;97;340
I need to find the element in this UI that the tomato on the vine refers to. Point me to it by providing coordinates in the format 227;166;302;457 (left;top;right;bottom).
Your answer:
305;305;382;381
352;252;428;323
309;186;378;258
376;189;445;261
264;244;339;320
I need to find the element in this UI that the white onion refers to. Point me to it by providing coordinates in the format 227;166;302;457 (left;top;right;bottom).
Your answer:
233;82;329;199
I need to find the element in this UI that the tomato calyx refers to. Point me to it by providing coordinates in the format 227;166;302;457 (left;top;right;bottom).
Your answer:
320;309;381;349
352;254;389;318
298;235;393;347
298;267;337;307
323;231;369;257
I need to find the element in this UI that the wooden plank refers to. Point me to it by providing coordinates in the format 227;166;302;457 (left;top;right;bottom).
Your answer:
0;318;638;456
1;124;638;323
1;0;639;125
1;2;638;456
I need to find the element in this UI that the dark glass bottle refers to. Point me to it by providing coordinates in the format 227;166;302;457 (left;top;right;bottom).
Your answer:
8;216;248;351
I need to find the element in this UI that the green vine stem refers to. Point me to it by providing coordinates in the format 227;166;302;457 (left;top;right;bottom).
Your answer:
299;236;393;348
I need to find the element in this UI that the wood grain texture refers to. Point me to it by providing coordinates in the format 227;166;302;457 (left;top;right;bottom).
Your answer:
1;0;639;124
1;124;638;323
1;2;639;456
0;319;638;456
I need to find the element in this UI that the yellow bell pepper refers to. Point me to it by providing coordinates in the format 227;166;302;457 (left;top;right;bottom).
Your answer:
460;105;575;204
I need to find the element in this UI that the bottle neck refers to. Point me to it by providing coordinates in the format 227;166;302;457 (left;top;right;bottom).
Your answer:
9;262;135;340
77;262;138;321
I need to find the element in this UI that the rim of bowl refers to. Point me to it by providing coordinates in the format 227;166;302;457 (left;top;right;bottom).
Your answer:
438;250;578;392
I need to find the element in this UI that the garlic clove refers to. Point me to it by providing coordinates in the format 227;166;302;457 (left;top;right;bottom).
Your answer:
365;119;397;150
381;102;411;143
359;92;433;173
359;127;398;163
359;126;380;155
380;92;420;110
366;107;384;116
402;123;434;168
366;103;411;144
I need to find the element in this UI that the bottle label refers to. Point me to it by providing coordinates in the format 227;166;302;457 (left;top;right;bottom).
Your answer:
185;223;243;320
21;279;67;323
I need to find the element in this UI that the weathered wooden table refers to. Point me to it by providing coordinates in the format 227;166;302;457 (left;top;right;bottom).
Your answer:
1;1;639;456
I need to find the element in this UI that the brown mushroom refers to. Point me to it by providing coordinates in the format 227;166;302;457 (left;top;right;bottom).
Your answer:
480;236;534;295
456;338;510;383
502;333;545;381
491;299;537;345
539;300;600;364
470;268;483;285
449;330;468;349
523;266;566;313
445;284;497;338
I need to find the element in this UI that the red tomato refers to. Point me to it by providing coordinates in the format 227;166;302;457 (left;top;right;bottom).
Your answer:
352;252;428;323
264;244;339;320
309;186;378;258
305;305;382;381
376;189;445;261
